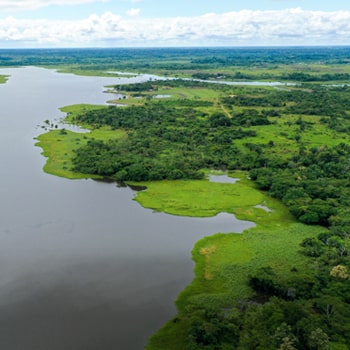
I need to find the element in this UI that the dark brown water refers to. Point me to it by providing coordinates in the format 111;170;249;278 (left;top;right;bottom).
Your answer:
0;67;254;350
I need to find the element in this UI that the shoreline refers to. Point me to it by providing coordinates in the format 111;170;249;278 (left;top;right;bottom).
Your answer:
35;106;322;349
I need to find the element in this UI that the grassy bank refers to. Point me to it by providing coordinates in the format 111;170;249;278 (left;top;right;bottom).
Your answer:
141;178;323;349
147;222;322;350
129;172;323;349
53;67;136;78
134;171;292;227
35;104;125;179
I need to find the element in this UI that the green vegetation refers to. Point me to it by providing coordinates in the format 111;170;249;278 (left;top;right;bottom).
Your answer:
134;171;292;226
56;67;136;78
148;223;323;350
35;104;125;179
2;47;350;81
149;220;350;350
31;48;350;349
134;177;264;217
0;75;8;83
66;80;350;229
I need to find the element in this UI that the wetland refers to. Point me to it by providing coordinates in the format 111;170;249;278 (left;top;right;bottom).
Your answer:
2;47;350;349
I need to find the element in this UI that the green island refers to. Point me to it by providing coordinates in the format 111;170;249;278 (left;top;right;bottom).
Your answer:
31;47;350;349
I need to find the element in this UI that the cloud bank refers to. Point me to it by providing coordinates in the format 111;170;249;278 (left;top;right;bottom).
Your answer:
1;8;350;47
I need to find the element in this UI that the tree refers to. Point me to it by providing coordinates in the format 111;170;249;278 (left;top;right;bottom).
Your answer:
209;112;232;127
330;265;349;280
308;328;330;350
273;323;297;350
279;337;297;350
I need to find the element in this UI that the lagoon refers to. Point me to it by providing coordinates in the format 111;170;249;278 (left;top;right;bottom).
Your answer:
0;67;253;350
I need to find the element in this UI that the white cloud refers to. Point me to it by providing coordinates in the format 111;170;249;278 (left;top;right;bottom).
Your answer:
126;8;140;16
1;8;350;46
0;0;108;12
130;0;143;3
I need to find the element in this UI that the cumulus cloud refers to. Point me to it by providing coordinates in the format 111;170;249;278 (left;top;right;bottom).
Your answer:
0;0;108;12
126;8;140;16
1;8;350;46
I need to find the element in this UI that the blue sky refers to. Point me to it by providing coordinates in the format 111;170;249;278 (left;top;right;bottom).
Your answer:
5;1;350;19
0;0;349;47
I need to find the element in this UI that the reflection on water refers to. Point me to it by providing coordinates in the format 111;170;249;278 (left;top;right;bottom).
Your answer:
209;174;239;184
0;67;254;350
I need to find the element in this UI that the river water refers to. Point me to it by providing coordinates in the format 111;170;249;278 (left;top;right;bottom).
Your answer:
0;67;254;350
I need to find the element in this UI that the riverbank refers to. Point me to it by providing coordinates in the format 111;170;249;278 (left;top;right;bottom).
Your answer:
146;222;321;349
35;108;323;348
35;104;126;179
131;175;322;348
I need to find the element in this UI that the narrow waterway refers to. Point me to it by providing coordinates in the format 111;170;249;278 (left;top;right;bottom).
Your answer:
0;67;254;350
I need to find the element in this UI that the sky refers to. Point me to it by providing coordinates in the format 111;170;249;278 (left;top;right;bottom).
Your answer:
0;0;349;47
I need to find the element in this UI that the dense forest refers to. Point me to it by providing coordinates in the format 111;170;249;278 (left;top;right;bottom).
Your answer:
28;47;350;349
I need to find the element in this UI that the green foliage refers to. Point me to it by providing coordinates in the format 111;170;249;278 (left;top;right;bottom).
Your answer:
35;115;125;179
251;143;350;226
248;267;284;297
134;175;265;217
70;102;262;181
165;203;350;349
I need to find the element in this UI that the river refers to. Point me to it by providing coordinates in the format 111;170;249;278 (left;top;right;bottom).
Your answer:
0;67;254;350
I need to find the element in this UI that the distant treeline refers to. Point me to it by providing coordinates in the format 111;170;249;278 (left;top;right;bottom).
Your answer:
1;47;350;71
193;71;350;82
223;85;350;120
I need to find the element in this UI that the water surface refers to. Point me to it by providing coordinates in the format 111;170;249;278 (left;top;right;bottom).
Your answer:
0;67;254;350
